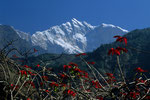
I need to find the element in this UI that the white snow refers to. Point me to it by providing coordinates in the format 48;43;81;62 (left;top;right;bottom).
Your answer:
72;18;84;26
102;23;116;28
102;23;129;33
15;18;129;54
83;21;97;29
116;26;129;33
73;33;86;44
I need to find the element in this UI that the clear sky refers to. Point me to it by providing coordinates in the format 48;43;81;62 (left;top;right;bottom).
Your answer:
0;0;150;34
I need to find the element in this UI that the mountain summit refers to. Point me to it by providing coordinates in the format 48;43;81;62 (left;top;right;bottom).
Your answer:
15;18;128;54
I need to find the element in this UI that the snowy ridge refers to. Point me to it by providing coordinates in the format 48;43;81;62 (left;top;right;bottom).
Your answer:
31;18;94;53
102;23;129;33
16;18;129;54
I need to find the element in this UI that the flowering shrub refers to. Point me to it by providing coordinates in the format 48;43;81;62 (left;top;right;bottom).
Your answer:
0;35;150;100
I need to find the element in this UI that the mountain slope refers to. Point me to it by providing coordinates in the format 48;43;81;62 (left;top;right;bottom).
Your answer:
27;28;150;77
85;28;150;76
86;23;128;51
0;25;45;56
0;25;31;50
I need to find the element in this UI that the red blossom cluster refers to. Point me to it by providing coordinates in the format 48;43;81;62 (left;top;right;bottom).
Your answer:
106;73;115;79
66;89;76;97
87;62;95;65
135;67;148;73
96;96;103;100
91;81;102;88
75;53;86;56
108;47;128;55
113;35;127;45
49;82;59;87
10;84;19;90
19;70;36;77
108;35;128;56
129;92;140;99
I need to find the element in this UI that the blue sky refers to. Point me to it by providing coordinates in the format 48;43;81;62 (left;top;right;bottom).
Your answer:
0;0;150;34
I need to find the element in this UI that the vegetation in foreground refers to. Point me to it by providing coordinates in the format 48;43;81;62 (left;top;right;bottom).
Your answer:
0;35;150;100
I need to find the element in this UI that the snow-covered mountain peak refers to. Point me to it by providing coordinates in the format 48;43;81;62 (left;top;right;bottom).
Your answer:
71;18;85;28
101;23;129;33
62;22;72;27
71;18;81;24
101;23;116;28
83;21;97;29
116;26;129;33
15;18;129;54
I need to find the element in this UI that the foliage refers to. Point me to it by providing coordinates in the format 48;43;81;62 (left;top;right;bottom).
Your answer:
0;33;150;100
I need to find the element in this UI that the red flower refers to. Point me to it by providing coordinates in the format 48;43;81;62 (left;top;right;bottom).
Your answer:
91;81;102;88
63;65;72;71
114;49;121;55
27;71;36;76
108;48;120;55
129;92;140;99
45;90;49;92
96;96;103;100
108;48;115;55
87;62;95;64
11;84;13;87
116;47;128;53
81;71;88;78
10;84;19;90
59;73;68;78
67;89;76;97
108;47;127;56
135;67;148;72
75;53;86;57
27;98;31;100
36;64;40;67
20;70;27;77
114;35;127;45
49;82;59;87
69;62;78;67
136;78;145;83
74;68;82;73
140;80;145;83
